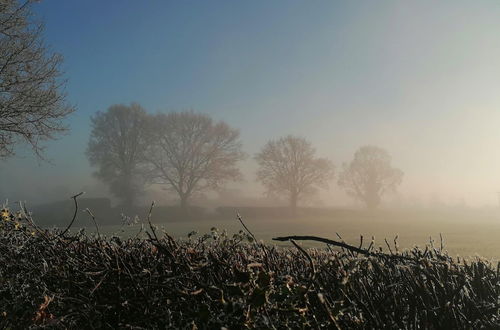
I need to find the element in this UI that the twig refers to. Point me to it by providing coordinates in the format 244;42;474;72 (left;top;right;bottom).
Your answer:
273;235;415;261
367;236;375;252
18;201;50;241
58;192;84;238
236;213;270;270
317;293;342;329
90;271;109;296
144;202;177;257
144;201;176;248
237;213;257;242
290;239;316;293
385;238;393;255
84;208;100;238
274;235;369;255
496;262;500;301
133;223;144;240
146;201;158;241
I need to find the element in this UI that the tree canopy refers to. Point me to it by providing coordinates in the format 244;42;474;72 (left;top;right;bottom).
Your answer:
144;111;245;212
255;135;334;212
338;145;403;209
0;0;74;158
86;103;150;208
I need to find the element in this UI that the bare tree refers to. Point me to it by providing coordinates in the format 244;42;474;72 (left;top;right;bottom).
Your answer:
255;136;334;213
338;145;403;209
145;111;245;213
0;0;74;158
86;104;150;209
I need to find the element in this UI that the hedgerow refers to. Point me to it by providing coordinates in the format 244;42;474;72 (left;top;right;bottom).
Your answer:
1;204;499;329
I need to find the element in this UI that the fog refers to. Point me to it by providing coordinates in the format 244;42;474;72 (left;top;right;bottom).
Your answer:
2;0;500;213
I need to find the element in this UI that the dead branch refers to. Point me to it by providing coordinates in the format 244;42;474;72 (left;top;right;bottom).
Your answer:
58;192;84;238
273;235;415;262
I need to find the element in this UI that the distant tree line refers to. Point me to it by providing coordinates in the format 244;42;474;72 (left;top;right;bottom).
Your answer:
87;104;404;213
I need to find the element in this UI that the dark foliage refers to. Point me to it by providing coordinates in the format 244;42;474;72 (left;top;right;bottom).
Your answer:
1;207;499;329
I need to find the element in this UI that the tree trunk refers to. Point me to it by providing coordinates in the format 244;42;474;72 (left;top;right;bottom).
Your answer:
180;193;189;216
365;192;380;209
120;175;135;213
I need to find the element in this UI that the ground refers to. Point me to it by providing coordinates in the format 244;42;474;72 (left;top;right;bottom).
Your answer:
90;207;500;260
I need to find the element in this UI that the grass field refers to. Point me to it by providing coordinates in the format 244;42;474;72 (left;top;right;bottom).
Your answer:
85;207;500;260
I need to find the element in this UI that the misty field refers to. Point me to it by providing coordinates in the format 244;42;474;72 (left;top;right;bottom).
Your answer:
93;207;500;260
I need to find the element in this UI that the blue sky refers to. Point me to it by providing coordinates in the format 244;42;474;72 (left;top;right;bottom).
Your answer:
3;0;500;206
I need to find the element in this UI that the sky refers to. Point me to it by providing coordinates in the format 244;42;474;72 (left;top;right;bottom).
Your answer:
2;0;500;207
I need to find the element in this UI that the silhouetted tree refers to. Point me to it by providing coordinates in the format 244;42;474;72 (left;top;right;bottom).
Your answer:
338;145;403;209
255;136;334;213
145;111;245;213
0;0;74;158
86;104;150;209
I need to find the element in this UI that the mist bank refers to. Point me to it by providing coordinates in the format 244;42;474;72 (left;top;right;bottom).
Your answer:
22;195;500;228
